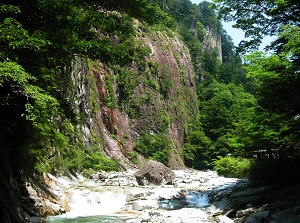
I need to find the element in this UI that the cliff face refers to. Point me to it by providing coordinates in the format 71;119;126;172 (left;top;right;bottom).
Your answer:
68;24;199;169
203;24;222;62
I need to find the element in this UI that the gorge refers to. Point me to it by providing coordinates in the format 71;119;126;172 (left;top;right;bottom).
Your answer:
38;168;239;223
1;0;300;222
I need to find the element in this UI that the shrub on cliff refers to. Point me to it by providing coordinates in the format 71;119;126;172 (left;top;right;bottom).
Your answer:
134;132;172;166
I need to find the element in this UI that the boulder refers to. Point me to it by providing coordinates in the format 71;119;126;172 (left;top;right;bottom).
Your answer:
132;200;159;211
244;211;270;223
270;208;299;222
135;160;175;186
236;207;254;218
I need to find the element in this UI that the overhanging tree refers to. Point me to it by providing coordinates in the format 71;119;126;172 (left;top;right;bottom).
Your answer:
213;0;300;157
212;0;300;52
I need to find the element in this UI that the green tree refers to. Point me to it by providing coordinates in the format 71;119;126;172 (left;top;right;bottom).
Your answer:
213;0;300;52
183;119;212;169
213;0;300;182
134;132;172;166
185;80;257;169
244;45;300;157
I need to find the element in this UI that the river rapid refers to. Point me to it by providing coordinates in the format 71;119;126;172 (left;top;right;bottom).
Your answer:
44;169;239;223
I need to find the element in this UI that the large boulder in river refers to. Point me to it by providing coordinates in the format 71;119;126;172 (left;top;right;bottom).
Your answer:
135;160;175;186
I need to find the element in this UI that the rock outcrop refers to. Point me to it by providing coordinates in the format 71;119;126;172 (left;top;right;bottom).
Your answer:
63;23;199;169
135;160;175;186
209;180;300;223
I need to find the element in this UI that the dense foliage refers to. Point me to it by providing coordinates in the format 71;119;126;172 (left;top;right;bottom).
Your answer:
210;0;300;180
1;1;299;219
213;156;252;178
135;132;172;166
0;0;179;173
0;1;178;220
213;0;300;52
0;0;254;176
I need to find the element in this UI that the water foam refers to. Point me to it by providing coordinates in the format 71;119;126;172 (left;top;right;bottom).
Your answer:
58;188;127;218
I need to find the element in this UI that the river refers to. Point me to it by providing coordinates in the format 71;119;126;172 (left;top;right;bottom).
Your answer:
44;170;239;223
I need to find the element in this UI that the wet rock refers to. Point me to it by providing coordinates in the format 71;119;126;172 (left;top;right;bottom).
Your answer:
104;170;139;186
29;216;43;223
236;207;254;218
229;185;272;209
135;160;175;186
270;207;300;222
244;211;270;223
213;199;231;211
90;171;107;182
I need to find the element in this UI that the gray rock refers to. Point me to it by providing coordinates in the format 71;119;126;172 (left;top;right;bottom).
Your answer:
236;207;254;218
126;191;152;202
29;217;43;223
244;211;270;223
233;218;243;223
135;160;175;186
132;200;159;211
90;170;107;181
230;186;272;200
230;195;256;209
270;208;298;223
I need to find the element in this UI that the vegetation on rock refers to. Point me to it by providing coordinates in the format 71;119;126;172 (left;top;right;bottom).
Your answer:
1;0;300;221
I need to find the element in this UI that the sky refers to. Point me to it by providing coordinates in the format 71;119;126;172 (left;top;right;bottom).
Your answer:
189;0;275;49
190;0;246;46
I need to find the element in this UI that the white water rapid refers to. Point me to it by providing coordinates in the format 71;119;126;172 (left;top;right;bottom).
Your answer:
61;189;127;217
46;170;240;223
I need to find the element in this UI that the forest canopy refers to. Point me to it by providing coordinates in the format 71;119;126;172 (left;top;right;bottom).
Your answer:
0;0;299;180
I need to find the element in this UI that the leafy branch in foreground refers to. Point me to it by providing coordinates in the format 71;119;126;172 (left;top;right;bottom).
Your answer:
212;0;299;52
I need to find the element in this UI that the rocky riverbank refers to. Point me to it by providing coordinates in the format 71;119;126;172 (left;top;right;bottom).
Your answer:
25;165;300;223
209;179;300;222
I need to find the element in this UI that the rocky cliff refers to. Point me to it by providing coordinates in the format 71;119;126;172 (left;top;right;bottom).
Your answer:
203;24;222;62
65;23;199;169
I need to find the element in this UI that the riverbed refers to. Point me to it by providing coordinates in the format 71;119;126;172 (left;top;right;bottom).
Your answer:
44;169;239;223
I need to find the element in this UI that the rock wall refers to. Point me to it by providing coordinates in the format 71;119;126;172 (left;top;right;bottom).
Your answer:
203;24;222;62
67;25;199;169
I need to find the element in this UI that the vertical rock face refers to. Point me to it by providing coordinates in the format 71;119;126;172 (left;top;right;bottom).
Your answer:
67;25;199;169
62;56;93;147
203;24;222;62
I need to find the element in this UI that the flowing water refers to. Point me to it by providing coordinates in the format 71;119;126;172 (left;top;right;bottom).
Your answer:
46;185;135;223
47;215;125;223
45;171;239;223
159;190;209;210
46;186;210;223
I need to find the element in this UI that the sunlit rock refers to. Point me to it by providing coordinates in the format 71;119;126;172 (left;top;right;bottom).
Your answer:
135;160;175;186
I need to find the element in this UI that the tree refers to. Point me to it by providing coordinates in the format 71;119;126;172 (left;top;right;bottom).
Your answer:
183;118;212;169
185;79;257;169
213;0;300;158
212;0;300;52
134;132;172;166
244;40;300;157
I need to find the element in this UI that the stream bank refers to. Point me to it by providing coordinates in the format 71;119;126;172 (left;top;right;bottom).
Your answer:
26;168;300;223
32;169;239;223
